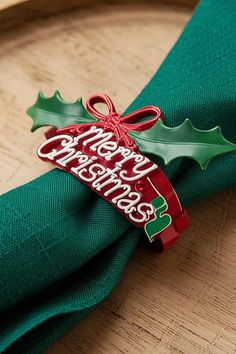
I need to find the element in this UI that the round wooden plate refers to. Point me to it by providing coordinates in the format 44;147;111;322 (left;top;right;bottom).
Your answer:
0;1;235;353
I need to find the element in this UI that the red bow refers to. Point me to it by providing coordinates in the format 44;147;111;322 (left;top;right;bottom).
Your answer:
86;94;163;147
46;94;163;145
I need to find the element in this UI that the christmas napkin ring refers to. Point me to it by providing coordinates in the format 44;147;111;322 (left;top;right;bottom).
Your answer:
28;92;236;251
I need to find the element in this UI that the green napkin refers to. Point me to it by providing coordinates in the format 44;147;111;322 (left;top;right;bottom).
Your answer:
1;0;235;352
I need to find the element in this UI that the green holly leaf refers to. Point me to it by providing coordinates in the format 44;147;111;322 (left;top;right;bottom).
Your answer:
27;91;96;132
130;119;236;170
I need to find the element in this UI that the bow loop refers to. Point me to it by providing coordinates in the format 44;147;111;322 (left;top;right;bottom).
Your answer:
86;94;117;121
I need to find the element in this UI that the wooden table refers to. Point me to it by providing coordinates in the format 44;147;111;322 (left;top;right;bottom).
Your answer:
0;1;235;353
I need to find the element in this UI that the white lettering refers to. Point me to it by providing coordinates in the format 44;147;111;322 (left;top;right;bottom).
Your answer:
37;127;163;225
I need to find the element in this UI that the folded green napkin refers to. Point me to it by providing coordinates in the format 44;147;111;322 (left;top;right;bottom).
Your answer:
1;0;235;352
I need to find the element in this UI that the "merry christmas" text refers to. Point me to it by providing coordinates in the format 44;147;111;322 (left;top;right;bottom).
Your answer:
38;126;161;224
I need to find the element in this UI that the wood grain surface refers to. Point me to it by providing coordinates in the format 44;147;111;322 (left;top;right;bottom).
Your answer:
0;1;235;353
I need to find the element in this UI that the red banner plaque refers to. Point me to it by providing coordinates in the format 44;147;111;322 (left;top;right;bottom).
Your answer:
37;94;188;251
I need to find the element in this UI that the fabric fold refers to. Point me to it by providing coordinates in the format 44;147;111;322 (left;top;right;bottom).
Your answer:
1;0;236;352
